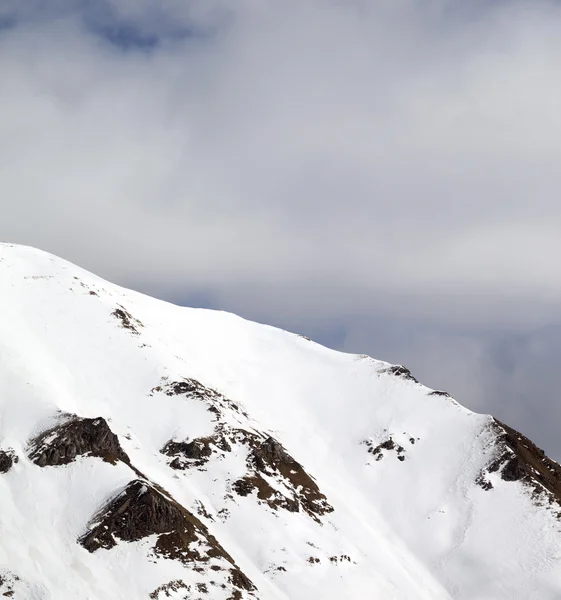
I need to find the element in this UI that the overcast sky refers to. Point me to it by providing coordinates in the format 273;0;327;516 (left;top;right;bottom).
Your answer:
2;0;561;458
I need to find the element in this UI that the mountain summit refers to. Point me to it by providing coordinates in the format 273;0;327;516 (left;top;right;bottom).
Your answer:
0;242;559;599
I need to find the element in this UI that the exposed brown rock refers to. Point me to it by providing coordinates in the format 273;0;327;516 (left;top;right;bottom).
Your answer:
233;475;299;513
228;569;254;592
428;390;451;397
478;419;561;506
79;480;256;595
162;433;232;470
152;378;248;418
149;580;189;599
29;416;130;468
0;571;19;598
111;305;143;334
159;378;220;399
329;554;352;564
363;437;406;461
250;437;292;471
235;434;333;519
0;450;17;474
156;375;332;520
80;480;197;553
163;425;332;520
380;365;419;383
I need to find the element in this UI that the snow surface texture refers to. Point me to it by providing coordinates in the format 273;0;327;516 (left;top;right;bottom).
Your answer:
0;242;560;600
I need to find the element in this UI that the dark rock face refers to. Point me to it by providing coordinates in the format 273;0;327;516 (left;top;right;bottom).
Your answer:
162;434;232;470
80;480;198;553
165;439;213;460
111;305;143;334
80;480;255;594
251;437;292;471
152;378;249;419
163;428;332;520
0;570;20;597
158;378;218;399
363;437;406;462
29;416;130;468
234;434;333;520
478;419;561;505
0;450;17;473
428;390;451;397
380;365;419;383
155;377;331;520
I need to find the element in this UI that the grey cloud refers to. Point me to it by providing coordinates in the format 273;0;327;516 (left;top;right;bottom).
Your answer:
2;0;561;454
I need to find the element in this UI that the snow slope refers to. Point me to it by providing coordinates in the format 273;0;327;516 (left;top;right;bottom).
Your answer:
0;242;560;600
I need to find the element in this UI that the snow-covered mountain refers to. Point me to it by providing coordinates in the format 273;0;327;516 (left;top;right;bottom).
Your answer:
0;242;560;600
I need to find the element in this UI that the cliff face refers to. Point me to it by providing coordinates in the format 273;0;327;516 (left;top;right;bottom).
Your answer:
0;242;560;600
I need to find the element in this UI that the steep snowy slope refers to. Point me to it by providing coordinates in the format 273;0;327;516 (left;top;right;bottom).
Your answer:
0;242;560;600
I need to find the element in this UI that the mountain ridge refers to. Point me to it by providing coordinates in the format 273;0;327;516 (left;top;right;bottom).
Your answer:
0;242;560;599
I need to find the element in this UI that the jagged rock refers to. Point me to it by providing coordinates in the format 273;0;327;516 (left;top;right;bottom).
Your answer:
364;437;406;461
29;416;130;467
233;475;300;513
80;480;256;595
162;433;232;470
240;434;333;519
428;390;451;397
149;580;189;599
0;570;21;598
164;439;213;460
251;437;292;471
152;378;248;418
160;378;218;398
0;450;17;474
380;365;419;383
163;426;332;519
111;305;143;334
478;419;561;504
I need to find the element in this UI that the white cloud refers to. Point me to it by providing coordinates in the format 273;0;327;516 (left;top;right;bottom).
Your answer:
1;0;561;330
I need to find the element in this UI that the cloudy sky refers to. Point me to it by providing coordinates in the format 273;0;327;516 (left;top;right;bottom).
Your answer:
2;0;561;457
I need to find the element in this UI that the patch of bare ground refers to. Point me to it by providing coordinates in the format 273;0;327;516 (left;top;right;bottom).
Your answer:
379;365;419;383
363;437;406;462
0;450;17;473
156;377;332;520
329;554;352;564
151;378;249;419
428;390;451;398
163;426;332;520
162;430;232;470
111;305;143;334
79;480;256;596
477;419;561;508
28;416;131;468
149;579;190;599
0;571;19;597
232;434;333;520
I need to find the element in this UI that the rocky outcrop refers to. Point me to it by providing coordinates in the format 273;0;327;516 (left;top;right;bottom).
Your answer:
152;377;249;419
162;433;232;470
380;365;419;383
111;305;143;334
0;450;17;473
156;376;332;519
363;437;406;461
162;427;332;520
477;419;561;505
80;480;256;596
29;416;130;468
234;434;333;520
0;570;23;598
428;390;451;397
